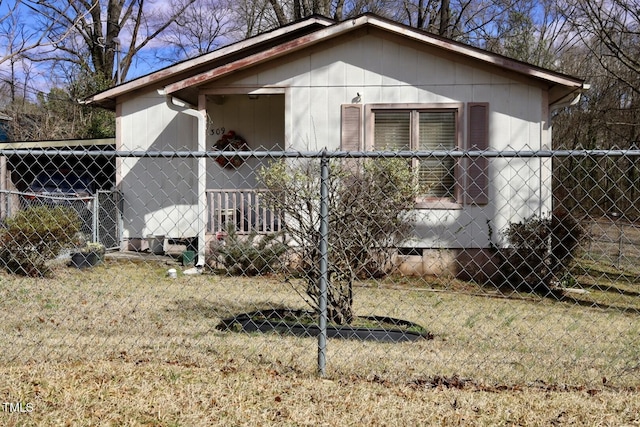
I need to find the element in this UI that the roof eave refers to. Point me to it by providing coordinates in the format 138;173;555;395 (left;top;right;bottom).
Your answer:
83;15;335;109
164;14;585;98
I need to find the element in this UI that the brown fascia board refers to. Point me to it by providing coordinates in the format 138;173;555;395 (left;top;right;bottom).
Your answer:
83;15;335;110
374;16;585;89
164;13;585;98
368;14;586;95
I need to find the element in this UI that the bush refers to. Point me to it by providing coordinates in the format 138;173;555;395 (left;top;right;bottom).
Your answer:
501;210;584;293
211;226;288;276
0;206;82;276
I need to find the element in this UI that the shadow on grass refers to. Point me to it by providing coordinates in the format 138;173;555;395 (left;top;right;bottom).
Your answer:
555;292;640;314
474;279;640;314
583;283;640;297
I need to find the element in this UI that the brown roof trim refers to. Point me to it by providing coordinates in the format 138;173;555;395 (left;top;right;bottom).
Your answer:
84;15;335;109
87;13;585;108
164;14;584;96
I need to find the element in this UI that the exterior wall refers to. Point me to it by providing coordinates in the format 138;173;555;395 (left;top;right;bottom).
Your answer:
118;28;553;279
118;90;285;239
205;94;285;191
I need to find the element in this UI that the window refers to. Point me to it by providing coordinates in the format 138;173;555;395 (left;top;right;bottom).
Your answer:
372;108;457;200
341;102;489;207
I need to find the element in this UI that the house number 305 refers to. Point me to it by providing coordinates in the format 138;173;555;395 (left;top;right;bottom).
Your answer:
209;127;226;136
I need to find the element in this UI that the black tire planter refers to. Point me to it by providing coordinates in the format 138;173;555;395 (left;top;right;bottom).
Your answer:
217;309;433;343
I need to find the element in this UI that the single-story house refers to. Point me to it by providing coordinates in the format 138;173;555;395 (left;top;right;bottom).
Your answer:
84;13;587;278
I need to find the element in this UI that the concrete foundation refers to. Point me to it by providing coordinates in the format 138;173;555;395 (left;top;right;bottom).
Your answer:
395;248;501;283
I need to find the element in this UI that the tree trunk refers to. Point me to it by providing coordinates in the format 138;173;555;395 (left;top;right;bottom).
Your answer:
438;0;450;36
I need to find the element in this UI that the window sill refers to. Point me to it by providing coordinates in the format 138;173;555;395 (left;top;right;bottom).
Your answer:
414;199;462;210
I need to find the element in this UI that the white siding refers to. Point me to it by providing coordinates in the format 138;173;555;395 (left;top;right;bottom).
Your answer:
206;94;284;190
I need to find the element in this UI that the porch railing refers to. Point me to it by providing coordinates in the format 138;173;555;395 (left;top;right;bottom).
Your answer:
206;189;281;234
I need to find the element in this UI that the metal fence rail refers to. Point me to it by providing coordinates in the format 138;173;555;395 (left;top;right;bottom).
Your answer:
1;147;640;390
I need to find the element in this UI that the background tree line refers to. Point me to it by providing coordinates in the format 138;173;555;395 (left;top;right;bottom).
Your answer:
0;0;637;216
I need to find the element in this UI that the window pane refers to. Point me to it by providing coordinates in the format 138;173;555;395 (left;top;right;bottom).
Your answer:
374;111;410;151
418;159;455;198
418;111;456;198
419;111;456;149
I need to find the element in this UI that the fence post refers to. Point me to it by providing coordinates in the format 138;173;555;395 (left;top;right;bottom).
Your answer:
318;151;329;377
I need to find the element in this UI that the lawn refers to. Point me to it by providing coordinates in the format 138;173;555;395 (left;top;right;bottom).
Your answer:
1;256;640;426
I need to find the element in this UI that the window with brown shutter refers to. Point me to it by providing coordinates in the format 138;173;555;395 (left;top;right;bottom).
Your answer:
343;102;489;208
340;104;363;174
340;104;362;151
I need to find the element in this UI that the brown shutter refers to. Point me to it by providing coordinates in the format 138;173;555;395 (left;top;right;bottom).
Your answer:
466;103;489;205
341;104;362;173
341;104;362;150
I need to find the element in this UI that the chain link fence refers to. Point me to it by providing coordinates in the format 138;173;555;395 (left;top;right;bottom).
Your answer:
1;147;640;389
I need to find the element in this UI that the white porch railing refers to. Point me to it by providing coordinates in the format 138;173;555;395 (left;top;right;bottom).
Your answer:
206;189;282;234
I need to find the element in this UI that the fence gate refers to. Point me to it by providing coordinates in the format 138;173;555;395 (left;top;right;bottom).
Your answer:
94;190;121;250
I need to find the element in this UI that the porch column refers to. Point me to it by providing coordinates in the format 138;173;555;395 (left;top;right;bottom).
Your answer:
161;91;208;267
197;94;207;266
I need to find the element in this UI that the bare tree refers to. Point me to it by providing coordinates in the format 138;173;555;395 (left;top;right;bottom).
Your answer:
563;0;640;96
267;0;342;24
22;0;199;85
552;1;640;217
157;0;242;62
0;1;72;106
470;0;576;68
253;0;385;30
0;1;61;68
260;158;419;325
398;0;442;33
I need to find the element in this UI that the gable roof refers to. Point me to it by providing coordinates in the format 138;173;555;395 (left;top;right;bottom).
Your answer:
85;13;586;109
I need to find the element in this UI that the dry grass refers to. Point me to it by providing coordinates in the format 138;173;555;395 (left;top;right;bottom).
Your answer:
2;360;640;426
1;256;640;426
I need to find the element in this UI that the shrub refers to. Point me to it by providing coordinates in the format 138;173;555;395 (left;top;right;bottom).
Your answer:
212;226;288;276
0;206;81;276
501;210;584;293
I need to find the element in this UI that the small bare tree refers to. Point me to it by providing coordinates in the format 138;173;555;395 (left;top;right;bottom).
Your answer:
260;157;419;325
157;0;242;62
